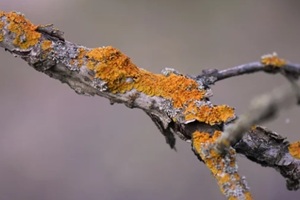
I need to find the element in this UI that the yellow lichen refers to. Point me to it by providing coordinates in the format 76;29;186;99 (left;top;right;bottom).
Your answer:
193;131;252;200
41;40;52;51
69;47;86;67
185;104;235;124
261;52;286;67
288;141;300;159
1;11;253;199
84;46;206;108
77;48;86;59
74;46;235;124
0;21;4;42
5;12;41;49
1;11;235;125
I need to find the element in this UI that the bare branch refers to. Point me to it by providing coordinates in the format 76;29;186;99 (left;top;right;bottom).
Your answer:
197;53;300;86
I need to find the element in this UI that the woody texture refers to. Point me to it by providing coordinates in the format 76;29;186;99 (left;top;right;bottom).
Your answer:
1;11;300;200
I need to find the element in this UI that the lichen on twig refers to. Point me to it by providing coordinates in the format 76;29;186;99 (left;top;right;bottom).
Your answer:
1;11;300;199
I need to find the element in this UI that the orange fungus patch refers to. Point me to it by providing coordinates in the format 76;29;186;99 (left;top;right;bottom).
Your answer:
289;141;300;159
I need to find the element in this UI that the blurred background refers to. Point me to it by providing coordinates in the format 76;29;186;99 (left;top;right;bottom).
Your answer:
1;1;300;199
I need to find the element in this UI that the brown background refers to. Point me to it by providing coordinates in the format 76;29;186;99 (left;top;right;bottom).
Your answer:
1;1;300;199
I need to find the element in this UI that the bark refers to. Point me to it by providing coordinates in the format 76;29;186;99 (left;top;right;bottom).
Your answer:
1;11;300;199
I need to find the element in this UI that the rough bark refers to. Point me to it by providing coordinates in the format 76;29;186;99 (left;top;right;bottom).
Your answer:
1;11;300;199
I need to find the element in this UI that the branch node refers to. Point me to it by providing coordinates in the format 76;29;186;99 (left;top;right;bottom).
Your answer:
36;24;65;41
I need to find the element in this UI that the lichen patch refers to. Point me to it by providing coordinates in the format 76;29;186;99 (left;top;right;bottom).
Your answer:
192;131;252;199
4;12;41;49
82;46;207;108
0;11;235;126
0;21;4;42
41;40;52;51
289;141;300;159
261;52;286;67
185;104;235;125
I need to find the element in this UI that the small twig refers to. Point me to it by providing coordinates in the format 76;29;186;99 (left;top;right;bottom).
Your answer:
215;61;266;81
216;81;300;154
284;74;300;104
215;53;300;154
197;53;300;85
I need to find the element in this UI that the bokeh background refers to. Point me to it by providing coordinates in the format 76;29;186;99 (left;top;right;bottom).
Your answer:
1;1;300;199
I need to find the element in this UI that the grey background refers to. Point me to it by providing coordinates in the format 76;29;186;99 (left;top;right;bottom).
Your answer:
1;1;300;199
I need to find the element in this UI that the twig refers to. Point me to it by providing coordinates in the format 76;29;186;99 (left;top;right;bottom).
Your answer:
216;81;299;153
215;53;300;159
197;53;300;85
234;126;300;190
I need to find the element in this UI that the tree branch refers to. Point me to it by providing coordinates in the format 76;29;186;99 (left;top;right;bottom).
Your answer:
216;80;299;154
1;11;300;199
196;53;300;85
234;126;300;191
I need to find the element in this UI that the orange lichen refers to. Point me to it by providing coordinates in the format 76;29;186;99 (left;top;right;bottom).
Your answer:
185;104;235;124
261;52;286;67
69;47;86;67
77;48;86;61
3;12;40;49
1;11;234;125
74;46;235;124
41;40;52;51
0;11;4;19
0;21;4;42
288;141;300;159
1;11;253;199
193;131;252;200
84;46;206;108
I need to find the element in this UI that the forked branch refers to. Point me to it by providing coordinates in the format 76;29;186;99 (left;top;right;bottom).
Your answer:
1;11;300;199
